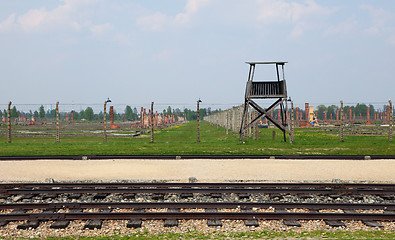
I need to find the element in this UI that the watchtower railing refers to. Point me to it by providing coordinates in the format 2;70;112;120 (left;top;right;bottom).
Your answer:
247;80;287;98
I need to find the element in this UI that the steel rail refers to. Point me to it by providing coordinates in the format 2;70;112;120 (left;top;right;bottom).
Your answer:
1;182;393;189
0;212;394;221
0;202;394;211
0;187;393;195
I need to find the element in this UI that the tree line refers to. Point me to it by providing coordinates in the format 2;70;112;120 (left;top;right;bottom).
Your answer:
1;105;216;122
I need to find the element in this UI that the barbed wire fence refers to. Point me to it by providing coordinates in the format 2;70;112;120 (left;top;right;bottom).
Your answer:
0;100;393;143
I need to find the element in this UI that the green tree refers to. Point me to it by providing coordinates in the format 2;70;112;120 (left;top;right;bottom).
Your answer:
125;105;133;120
39;105;45;120
46;109;56;119
316;105;326;120
85;107;94;121
166;106;172;115
327;105;338;119
79;109;86;120
354;103;368;117
11;106;19;118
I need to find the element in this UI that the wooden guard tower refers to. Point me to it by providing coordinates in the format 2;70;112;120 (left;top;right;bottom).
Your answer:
239;61;291;142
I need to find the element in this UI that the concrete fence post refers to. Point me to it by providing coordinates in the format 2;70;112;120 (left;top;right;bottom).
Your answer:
197;100;200;143
7;101;11;143
56;101;60;143
340;100;344;142
389;99;393;142
151;102;154;143
291;101;294;142
104;101;107;143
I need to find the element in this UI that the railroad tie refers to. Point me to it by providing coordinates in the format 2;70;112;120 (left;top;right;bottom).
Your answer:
310;208;345;228
238;194;250;200
21;194;34;200
164;208;179;227
123;193;136;200
126;208;144;228
276;208;301;227
50;220;70;229
68;193;82;200
93;193;109;200
17;209;45;230
324;220;346;227
321;208;344;228
343;209;383;227
210;193;222;199
51;208;79;229
362;220;384;228
151;193;165;200
241;208;259;227
84;209;111;230
0;220;9;227
205;209;222;227
42;193;58;200
180;193;193;199
11;210;37;230
17;220;39;230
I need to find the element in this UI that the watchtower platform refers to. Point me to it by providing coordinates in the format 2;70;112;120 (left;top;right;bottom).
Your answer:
239;61;291;142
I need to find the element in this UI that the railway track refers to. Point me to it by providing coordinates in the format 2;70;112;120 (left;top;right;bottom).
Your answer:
0;182;394;229
0;182;394;195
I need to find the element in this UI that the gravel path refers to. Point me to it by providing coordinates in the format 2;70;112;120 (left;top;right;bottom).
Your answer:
0;158;394;182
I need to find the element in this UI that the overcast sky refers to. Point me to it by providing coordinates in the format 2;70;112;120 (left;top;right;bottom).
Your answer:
0;0;394;112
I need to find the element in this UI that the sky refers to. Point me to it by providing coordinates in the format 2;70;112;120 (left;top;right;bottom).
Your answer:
0;0;394;112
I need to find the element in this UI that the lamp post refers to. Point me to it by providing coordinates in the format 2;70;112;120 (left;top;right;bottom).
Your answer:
104;98;111;143
197;99;202;142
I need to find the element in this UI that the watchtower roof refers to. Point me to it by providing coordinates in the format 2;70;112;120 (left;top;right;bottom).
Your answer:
245;61;287;65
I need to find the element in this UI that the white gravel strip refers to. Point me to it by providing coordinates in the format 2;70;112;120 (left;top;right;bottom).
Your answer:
0;159;394;182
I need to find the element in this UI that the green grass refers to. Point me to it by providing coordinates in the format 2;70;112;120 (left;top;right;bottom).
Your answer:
0;121;394;156
2;230;394;239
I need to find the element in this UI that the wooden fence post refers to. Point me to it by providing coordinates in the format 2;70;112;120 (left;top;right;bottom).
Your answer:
340;100;344;142
56;102;60;143
7;101;11;143
151;102;154;143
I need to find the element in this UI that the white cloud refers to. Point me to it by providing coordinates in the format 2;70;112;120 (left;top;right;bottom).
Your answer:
255;0;335;38
152;48;175;61
324;18;359;37
174;0;210;26
136;12;170;31
0;0;109;34
90;23;113;35
136;0;211;31
360;4;395;46
0;14;16;32
360;4;392;36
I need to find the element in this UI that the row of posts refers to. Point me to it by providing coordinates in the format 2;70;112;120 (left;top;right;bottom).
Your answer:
203;104;260;139
4;100;199;144
204;100;393;142
5;101;145;144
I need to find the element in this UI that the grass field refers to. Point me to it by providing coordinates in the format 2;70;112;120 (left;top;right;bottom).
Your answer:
0;121;394;156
